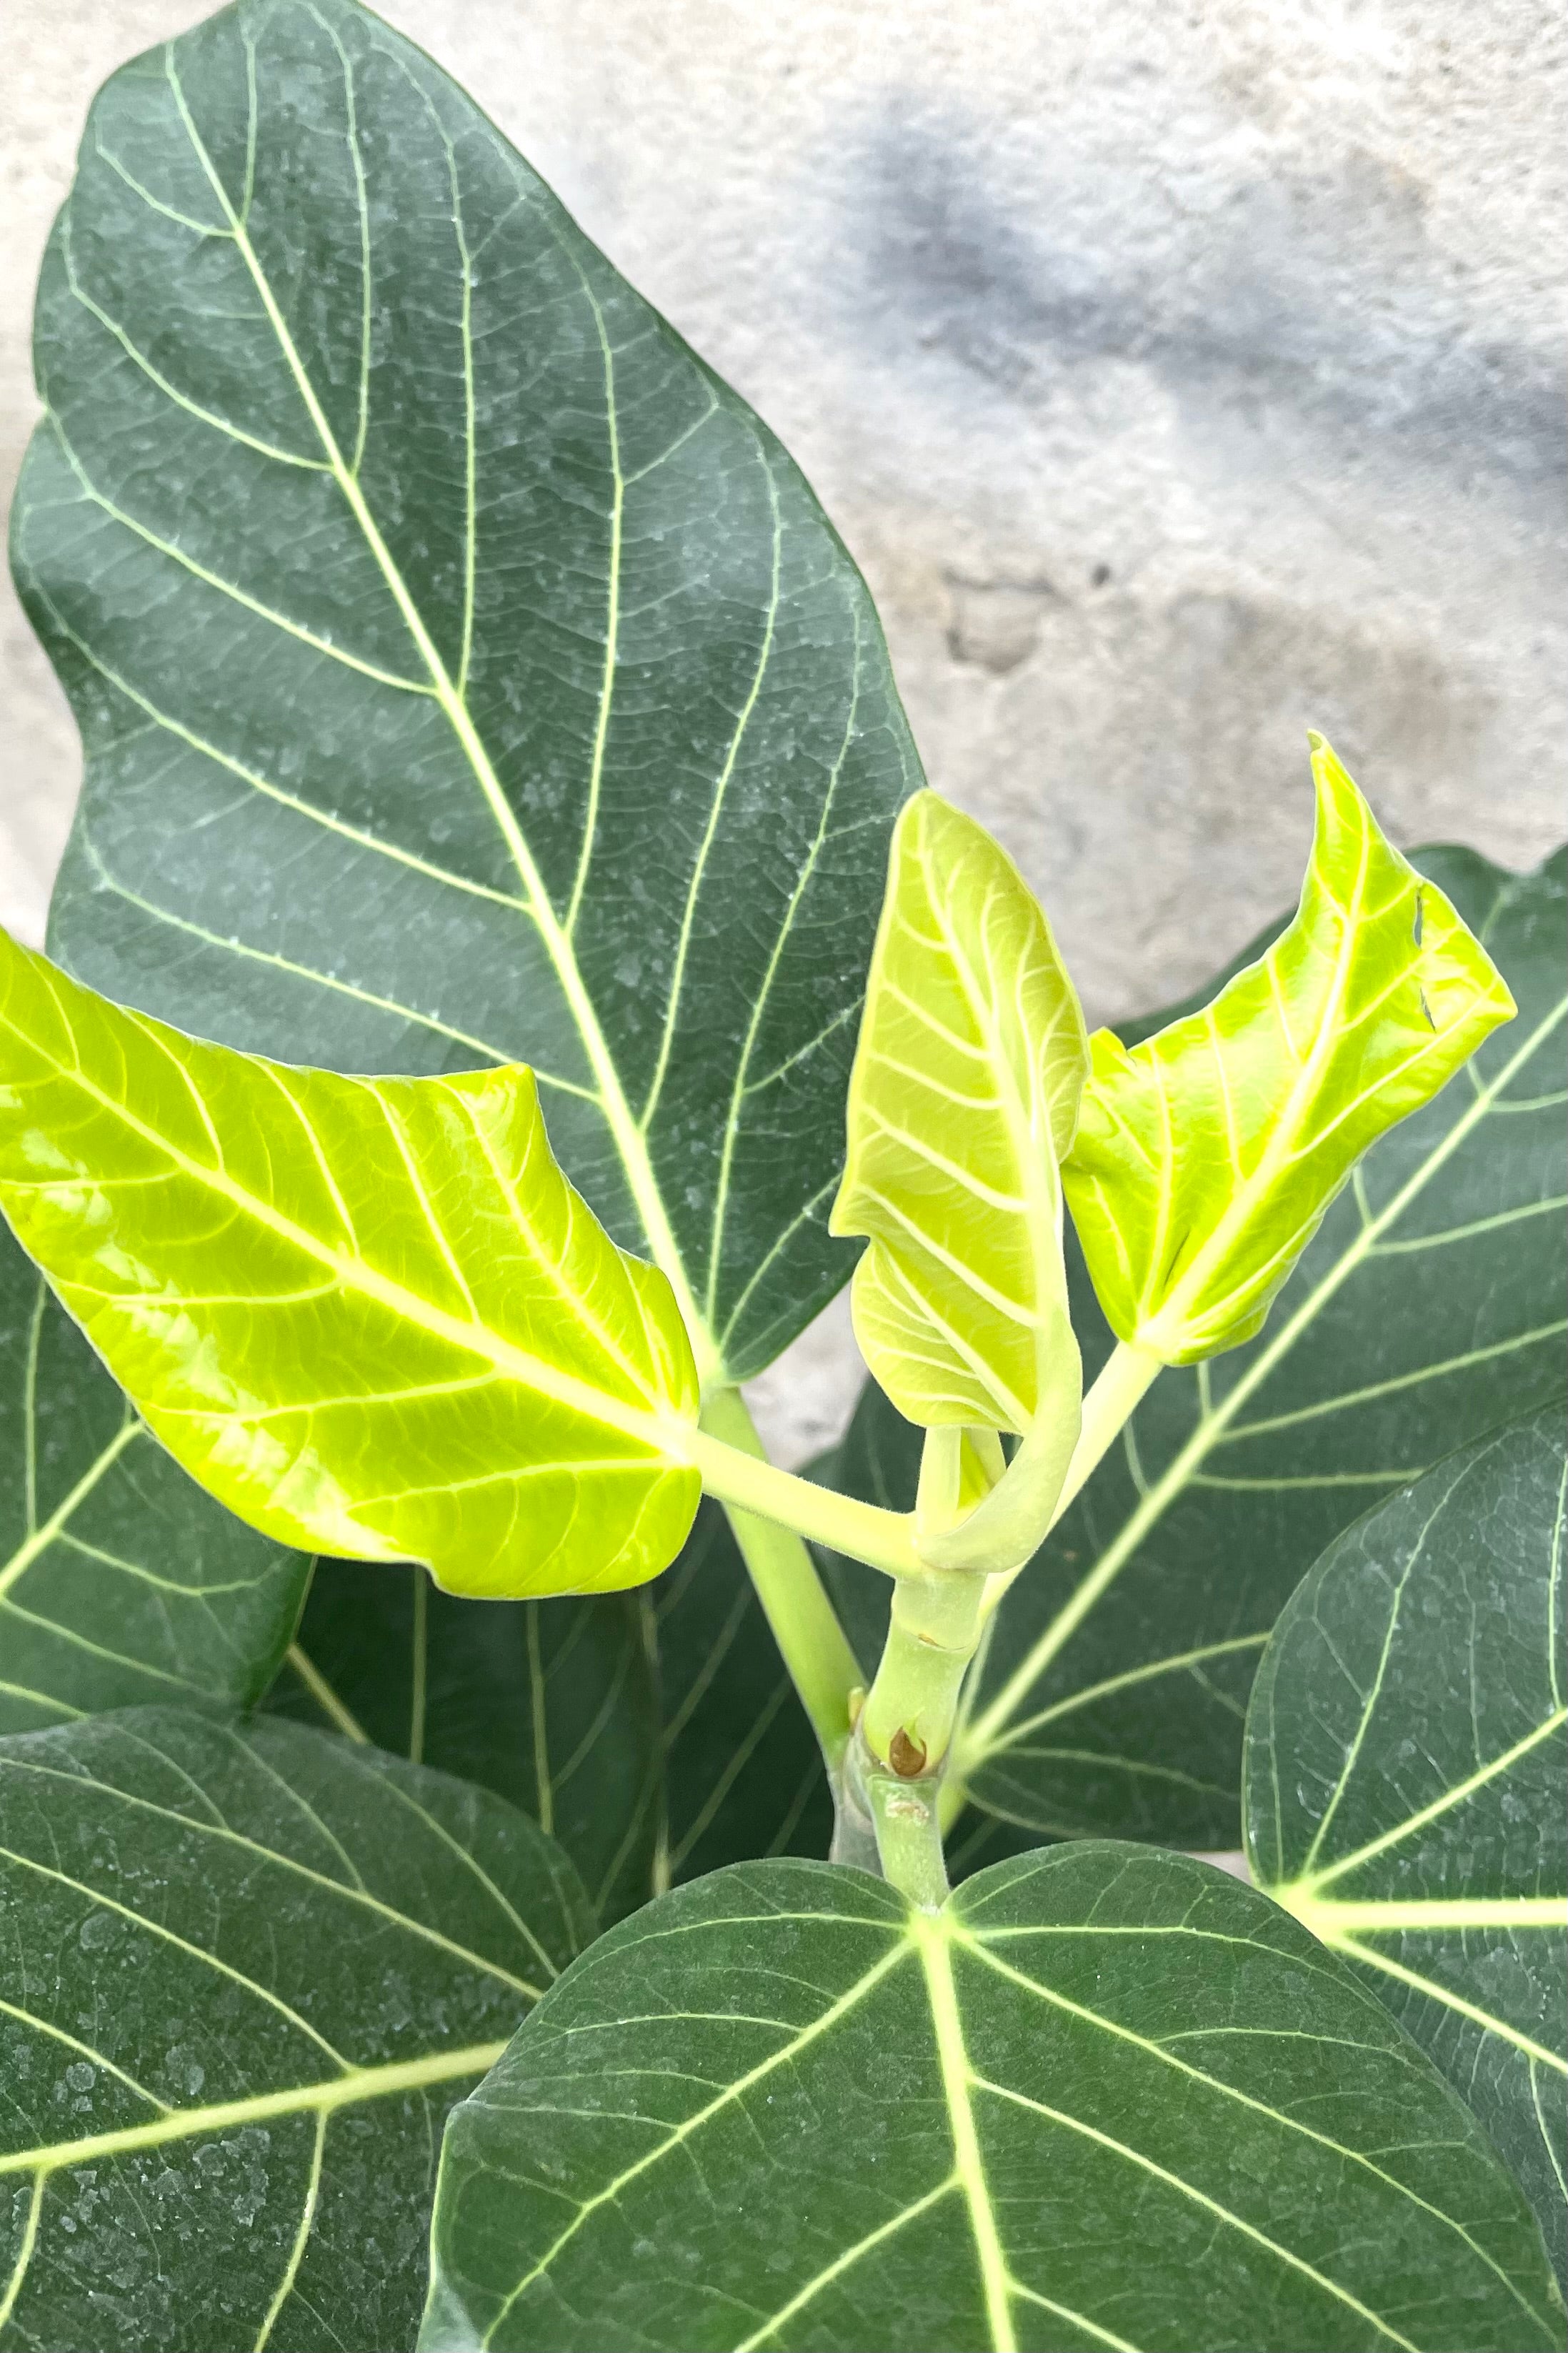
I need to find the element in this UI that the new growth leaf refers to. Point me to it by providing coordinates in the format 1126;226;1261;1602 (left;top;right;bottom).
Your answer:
1064;740;1517;1365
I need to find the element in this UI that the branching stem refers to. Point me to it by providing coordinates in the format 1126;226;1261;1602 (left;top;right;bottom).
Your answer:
689;1403;921;1579
979;1340;1163;1619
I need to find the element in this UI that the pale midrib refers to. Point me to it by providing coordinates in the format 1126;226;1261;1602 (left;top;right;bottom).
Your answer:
11;1007;677;1460
914;1916;1017;2353
163;49;717;1384
0;2040;509;2180
1292;1896;1567;1936
959;990;1568;1767
0;1419;141;1601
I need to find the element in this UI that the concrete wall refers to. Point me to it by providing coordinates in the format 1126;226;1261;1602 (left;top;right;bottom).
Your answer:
4;0;1563;1457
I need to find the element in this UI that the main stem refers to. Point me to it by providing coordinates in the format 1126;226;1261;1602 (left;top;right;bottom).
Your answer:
699;1343;1167;1905
699;1388;863;1771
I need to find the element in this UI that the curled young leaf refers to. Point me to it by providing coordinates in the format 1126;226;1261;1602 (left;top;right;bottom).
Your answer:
0;936;701;1597
832;791;1087;1443
1064;739;1517;1365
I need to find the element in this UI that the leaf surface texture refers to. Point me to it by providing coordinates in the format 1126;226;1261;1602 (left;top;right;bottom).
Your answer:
0;1708;590;2352
19;0;922;1386
1247;1408;1568;2288
266;1563;662;1924
421;1849;1560;2352
0;1218;307;1731
0;937;700;1596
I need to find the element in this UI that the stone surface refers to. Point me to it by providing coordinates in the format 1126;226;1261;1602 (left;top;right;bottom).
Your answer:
3;0;1563;1460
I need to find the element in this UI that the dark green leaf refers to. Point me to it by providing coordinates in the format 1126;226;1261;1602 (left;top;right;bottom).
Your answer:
1247;1408;1568;2289
0;1216;307;1735
654;1500;829;1883
819;847;1567;1851
266;1559;662;1924
272;1511;838;1917
0;1706;590;2352
21;0;919;1390
420;1847;1561;2352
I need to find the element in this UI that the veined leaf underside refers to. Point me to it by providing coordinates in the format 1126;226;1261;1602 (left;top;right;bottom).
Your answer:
834;791;1087;1438
1065;747;1516;1365
0;934;701;1596
22;0;922;1387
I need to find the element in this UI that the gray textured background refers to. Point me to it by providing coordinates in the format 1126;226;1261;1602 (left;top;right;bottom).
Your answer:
3;0;1564;1458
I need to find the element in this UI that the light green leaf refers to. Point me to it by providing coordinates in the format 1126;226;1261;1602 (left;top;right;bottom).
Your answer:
0;1706;591;2353
832;790;1087;1438
1247;1408;1568;2289
1065;740;1516;1365
20;0;921;1391
0;1213;307;1733
813;845;1567;1852
421;1847;1561;2352
0;934;700;1597
266;1562;662;1925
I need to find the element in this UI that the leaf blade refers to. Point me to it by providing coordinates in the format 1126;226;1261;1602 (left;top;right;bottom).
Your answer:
815;845;1567;1851
0;932;700;1596
266;1561;664;1924
1246;1408;1568;2288
22;0;922;1386
832;792;1087;1438
420;1849;1561;2352
0;1706;591;2352
0;1217;309;1732
1064;742;1517;1365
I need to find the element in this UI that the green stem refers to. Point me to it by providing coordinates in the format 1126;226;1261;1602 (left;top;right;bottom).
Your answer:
689;1406;922;1581
932;1338;1166;1836
698;1389;865;1770
860;1566;988;1777
979;1339;1162;1620
864;1758;949;1911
